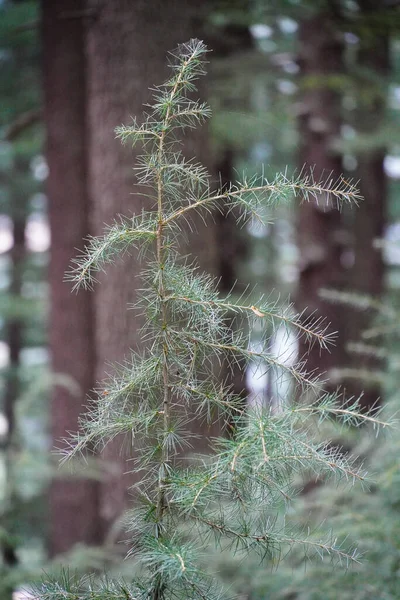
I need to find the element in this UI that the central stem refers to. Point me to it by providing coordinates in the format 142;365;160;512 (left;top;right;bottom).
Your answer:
156;210;169;525
152;59;190;600
153;149;170;600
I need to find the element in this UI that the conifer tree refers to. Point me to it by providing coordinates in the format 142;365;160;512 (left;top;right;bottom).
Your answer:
35;39;389;600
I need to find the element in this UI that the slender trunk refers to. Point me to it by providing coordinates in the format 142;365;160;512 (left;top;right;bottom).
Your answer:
349;1;389;410
216;149;248;407
42;0;100;555
3;215;24;452
1;213;25;574
296;11;350;391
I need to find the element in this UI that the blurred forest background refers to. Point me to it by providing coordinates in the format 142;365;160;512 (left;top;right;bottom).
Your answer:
1;0;400;598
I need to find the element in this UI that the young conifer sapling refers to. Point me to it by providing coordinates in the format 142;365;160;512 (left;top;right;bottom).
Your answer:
36;40;391;600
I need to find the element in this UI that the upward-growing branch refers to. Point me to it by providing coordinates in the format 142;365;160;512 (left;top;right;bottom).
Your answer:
153;52;191;600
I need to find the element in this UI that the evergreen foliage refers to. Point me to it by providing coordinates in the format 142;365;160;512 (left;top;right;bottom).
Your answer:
220;288;400;600
35;39;389;600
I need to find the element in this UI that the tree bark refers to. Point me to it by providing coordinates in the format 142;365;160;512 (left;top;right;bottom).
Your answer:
85;0;216;537
42;0;100;555
296;10;350;391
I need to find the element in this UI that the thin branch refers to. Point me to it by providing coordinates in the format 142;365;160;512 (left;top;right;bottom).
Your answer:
191;514;360;564
174;332;322;391
165;294;335;349
163;178;361;226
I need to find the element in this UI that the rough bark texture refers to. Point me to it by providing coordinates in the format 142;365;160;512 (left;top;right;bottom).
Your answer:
296;11;350;389
85;0;216;537
42;0;100;555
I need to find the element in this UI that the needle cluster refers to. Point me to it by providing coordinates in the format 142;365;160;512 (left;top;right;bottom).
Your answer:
36;40;389;600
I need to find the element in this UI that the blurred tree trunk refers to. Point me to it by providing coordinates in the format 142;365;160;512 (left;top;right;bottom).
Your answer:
42;0;101;555
85;0;216;538
209;25;255;408
3;212;25;459
296;9;350;392
1;209;26;571
215;149;249;408
348;1;389;410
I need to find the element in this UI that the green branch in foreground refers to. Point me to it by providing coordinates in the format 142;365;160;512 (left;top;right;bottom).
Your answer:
39;39;391;600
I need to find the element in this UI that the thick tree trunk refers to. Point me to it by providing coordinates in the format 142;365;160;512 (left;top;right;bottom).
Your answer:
85;0;216;537
42;0;100;555
296;11;350;391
